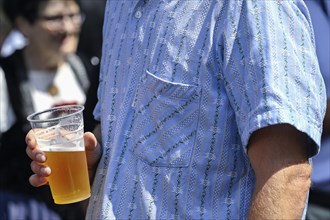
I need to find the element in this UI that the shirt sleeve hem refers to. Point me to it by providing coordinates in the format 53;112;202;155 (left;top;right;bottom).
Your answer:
241;108;322;158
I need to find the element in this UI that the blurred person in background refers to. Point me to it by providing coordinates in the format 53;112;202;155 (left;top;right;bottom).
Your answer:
0;0;27;58
0;0;25;57
304;0;330;219
0;0;96;219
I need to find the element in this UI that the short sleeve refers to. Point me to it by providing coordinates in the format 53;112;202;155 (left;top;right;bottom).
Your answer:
217;0;327;156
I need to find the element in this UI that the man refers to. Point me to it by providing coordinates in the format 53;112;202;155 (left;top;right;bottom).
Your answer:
1;0;91;219
26;0;326;219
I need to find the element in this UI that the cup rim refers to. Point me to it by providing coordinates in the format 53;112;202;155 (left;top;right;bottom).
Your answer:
27;105;85;123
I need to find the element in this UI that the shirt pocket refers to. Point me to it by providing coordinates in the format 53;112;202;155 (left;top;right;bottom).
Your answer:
130;70;201;167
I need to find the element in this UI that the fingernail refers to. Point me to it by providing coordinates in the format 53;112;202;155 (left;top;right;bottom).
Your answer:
41;167;51;175
36;154;46;162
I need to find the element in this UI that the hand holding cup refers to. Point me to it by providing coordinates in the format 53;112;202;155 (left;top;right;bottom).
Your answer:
26;105;95;204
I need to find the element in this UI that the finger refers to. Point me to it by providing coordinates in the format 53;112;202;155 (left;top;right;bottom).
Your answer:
25;130;46;162
29;174;49;187
25;130;37;149
84;132;97;151
84;132;102;169
26;147;46;163
30;161;51;177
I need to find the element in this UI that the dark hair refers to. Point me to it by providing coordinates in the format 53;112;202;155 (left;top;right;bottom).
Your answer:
2;0;48;25
2;0;78;26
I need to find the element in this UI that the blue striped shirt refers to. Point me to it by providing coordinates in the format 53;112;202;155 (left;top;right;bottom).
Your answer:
87;0;326;219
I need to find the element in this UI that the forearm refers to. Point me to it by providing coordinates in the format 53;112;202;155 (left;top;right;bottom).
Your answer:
249;163;311;219
247;124;311;220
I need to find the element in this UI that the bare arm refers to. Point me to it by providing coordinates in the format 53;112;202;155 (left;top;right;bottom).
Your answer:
248;124;311;219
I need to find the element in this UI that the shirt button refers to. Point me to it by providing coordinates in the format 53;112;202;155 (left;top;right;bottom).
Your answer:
135;10;142;19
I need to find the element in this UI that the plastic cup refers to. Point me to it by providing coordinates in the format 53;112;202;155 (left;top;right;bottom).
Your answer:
27;105;90;204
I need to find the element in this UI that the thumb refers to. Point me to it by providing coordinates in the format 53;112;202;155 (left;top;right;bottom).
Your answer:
84;132;98;151
83;131;102;170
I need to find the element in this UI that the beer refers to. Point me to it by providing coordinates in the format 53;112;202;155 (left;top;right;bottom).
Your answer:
27;105;90;204
44;149;91;204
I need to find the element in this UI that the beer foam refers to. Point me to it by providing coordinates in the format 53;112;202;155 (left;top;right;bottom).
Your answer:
38;137;84;152
43;147;84;152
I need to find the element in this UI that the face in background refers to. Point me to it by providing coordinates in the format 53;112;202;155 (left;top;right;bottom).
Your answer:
19;0;83;60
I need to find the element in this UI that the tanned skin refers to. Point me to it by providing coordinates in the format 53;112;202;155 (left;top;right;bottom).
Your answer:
248;124;311;219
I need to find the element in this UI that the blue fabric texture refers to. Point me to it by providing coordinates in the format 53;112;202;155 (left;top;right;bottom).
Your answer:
89;0;326;219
